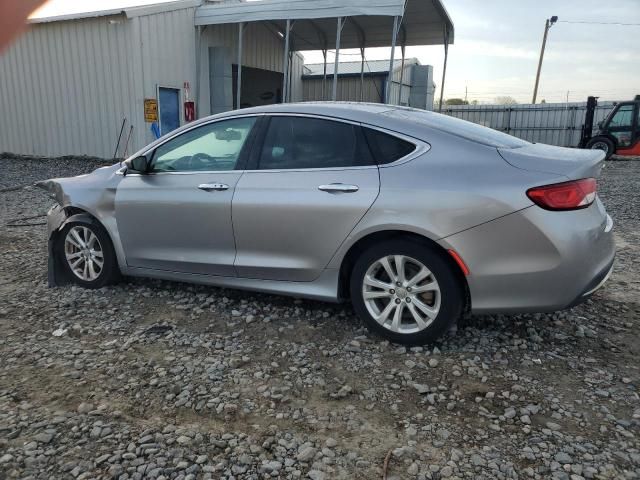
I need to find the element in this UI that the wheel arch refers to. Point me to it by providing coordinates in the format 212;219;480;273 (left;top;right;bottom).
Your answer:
53;207;112;243
337;229;470;309
588;134;618;151
48;208;121;287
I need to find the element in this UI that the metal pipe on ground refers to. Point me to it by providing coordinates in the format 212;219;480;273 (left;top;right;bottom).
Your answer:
113;118;126;159
123;126;134;158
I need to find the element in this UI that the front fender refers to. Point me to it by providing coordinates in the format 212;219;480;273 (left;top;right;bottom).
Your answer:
38;164;127;274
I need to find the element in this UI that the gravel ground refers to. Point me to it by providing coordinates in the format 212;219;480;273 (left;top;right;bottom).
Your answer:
0;154;639;480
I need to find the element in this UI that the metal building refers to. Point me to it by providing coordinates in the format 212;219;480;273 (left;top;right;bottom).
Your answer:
302;58;436;110
0;0;453;158
0;0;305;158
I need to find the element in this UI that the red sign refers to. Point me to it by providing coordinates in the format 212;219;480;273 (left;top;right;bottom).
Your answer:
184;101;195;123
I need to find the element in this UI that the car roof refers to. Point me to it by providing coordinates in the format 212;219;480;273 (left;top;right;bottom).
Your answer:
216;102;396;122
132;103;527;161
215;102;528;149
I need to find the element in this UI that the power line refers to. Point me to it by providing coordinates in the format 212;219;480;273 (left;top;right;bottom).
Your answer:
558;20;640;26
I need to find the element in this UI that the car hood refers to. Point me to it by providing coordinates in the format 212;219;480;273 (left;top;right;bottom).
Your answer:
498;143;606;180
35;164;122;207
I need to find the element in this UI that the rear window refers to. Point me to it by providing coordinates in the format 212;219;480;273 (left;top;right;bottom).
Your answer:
384;107;530;149
363;128;416;165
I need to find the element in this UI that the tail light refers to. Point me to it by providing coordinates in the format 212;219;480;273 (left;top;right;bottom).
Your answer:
527;178;597;211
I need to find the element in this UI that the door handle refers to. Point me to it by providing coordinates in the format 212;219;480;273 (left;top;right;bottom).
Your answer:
198;183;229;192
318;183;359;193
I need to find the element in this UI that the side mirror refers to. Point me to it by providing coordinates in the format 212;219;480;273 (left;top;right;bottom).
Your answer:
127;155;149;174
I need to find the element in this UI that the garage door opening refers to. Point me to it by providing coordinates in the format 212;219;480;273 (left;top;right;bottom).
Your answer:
232;65;283;109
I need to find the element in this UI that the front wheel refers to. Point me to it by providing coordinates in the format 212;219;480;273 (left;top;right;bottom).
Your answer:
57;221;119;289
586;136;615;159
350;240;464;345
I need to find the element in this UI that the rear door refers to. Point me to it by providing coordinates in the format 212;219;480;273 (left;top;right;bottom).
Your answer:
232;115;380;281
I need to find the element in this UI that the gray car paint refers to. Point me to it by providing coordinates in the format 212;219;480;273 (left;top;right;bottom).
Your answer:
115;170;242;276
40;102;615;313
498;142;605;179
232;165;380;282
439;198;614;313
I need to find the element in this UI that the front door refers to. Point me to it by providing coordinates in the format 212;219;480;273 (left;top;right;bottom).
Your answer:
232;115;380;282
115;116;258;276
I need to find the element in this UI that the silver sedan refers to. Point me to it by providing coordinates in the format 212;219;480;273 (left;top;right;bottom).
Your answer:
38;103;615;344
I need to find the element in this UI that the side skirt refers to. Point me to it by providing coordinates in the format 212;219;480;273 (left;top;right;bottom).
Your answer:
121;267;342;303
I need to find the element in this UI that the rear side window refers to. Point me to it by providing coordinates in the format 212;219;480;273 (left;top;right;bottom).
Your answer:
384;108;530;149
258;116;374;170
363;128;416;165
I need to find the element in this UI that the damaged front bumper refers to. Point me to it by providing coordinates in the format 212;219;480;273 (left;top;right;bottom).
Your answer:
46;205;69;287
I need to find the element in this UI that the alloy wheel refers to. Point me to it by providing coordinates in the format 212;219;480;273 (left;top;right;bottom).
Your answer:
362;255;441;334
64;226;104;281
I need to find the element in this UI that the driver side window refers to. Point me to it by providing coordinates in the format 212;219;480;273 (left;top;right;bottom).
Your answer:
151;116;257;172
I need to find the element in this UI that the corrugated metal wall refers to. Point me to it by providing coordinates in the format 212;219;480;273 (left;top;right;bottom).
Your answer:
130;7;198;150
289;53;305;103
442;101;618;147
0;10;303;158
0;14;138;158
197;22;304;117
303;76;385;103
387;62;414;106
302;62;413;105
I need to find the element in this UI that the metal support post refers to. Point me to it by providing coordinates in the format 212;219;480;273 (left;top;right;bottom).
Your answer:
332;17;343;101
385;16;400;104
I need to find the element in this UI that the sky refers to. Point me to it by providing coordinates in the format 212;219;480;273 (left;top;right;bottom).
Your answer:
31;0;640;104
304;0;640;104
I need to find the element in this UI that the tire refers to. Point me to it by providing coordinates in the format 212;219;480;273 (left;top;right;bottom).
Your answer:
350;239;464;345
586;137;615;160
57;220;119;289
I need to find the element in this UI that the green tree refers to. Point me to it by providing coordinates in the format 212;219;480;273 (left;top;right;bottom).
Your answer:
445;98;469;106
494;96;518;105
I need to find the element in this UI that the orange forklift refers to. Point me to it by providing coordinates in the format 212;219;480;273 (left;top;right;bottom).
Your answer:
581;95;640;158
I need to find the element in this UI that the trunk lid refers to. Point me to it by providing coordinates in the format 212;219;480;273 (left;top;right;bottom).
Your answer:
498;143;605;180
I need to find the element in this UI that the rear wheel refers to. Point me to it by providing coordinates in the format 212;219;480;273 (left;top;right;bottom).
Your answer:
586;136;615;159
58;221;119;289
350;240;464;345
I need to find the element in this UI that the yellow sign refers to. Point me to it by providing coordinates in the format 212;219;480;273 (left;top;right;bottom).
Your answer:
144;98;158;123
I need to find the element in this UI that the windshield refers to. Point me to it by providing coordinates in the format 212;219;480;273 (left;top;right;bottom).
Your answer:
384;107;530;149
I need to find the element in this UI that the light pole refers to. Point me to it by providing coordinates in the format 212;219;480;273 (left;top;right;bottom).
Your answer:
532;15;558;104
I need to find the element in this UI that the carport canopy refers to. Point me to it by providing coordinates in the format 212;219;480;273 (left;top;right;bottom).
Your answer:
195;0;454;108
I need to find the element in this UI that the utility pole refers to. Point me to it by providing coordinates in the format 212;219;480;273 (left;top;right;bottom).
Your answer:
532;16;558;104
